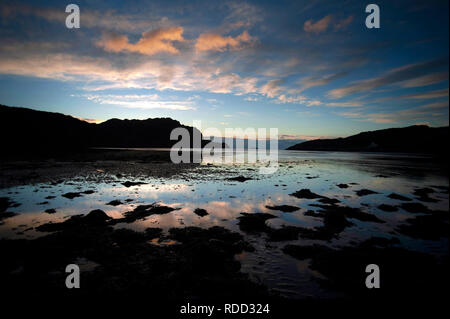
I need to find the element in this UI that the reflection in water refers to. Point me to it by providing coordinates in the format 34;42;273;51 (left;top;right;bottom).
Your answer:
1;151;448;298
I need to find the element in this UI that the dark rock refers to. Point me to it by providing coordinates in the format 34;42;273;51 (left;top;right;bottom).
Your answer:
413;187;439;203
44;208;56;214
378;204;398;212
400;202;431;214
318;197;340;205
304;210;321;217
194;208;209;217
0;197;16;212
62;192;83;199
311;204;384;223
110;204;179;224
265;205;300;213
359;236;400;248
387;193;412;201
144;227;163;239
237;212;277;232
289;189;324;199
336;184;349;189
268;226;304;241
227;176;252;182
121;181;147;187
396;211;448;240
106;200;123;206
282;239;443;299
355;189;379;196
37;209;111;232
84;209;112;224
0;211;18;223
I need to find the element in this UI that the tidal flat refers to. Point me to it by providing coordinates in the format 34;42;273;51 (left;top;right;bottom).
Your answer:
0;149;448;304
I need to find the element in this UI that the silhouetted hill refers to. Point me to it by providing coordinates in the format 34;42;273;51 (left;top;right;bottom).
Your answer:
0;104;202;158
287;125;449;154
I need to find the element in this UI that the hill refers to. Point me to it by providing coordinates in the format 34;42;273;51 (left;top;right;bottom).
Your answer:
0;104;201;158
286;125;449;154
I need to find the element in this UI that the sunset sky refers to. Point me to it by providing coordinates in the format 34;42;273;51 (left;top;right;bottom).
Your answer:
0;0;448;139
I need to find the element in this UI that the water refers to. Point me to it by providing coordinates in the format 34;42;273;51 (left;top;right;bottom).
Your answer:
1;150;448;298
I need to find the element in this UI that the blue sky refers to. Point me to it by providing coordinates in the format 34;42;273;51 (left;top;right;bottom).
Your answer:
0;0;448;139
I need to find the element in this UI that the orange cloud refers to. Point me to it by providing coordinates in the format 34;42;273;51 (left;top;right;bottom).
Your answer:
195;31;254;52
334;15;354;30
303;15;333;34
97;27;184;55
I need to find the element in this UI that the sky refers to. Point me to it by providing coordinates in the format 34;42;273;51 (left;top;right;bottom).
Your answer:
0;0;448;139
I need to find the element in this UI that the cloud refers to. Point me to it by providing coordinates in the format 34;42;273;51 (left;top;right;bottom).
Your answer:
97;27;185;55
328;58;449;98
334;16;354;30
259;79;284;98
399;72;449;88
304;15;333;34
338;100;449;123
0;3;168;32
325;101;363;107
222;2;263;32
83;94;196;110
195;31;255;52
307;100;323;106
298;72;348;92
276;95;307;104
375;88;449;102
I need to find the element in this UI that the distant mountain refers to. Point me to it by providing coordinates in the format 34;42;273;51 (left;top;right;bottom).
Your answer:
287;125;449;154
0;104;202;157
277;139;306;150
205;138;305;150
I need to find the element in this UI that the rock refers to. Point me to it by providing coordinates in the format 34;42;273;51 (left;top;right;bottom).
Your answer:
0;211;17;224
265;205;300;213
396;211;449;240
282;239;442;299
121;181;147;187
194;208;209;217
44;208;56;214
0;197;17;212
289;189;324;199
413;187;439;202
84;209;112;224
311;204;384;223
378;204;398;212
37;209;111;232
106;200;123;206
387;193;411;201
359;236;400;248
144;227;163;239
355;189;379;196
400;202;431;214
337;184;349;189
227;176;252;182
62;192;83;199
237;212;277;232
318;197;340;205
110;204;179;224
268;226;303;241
